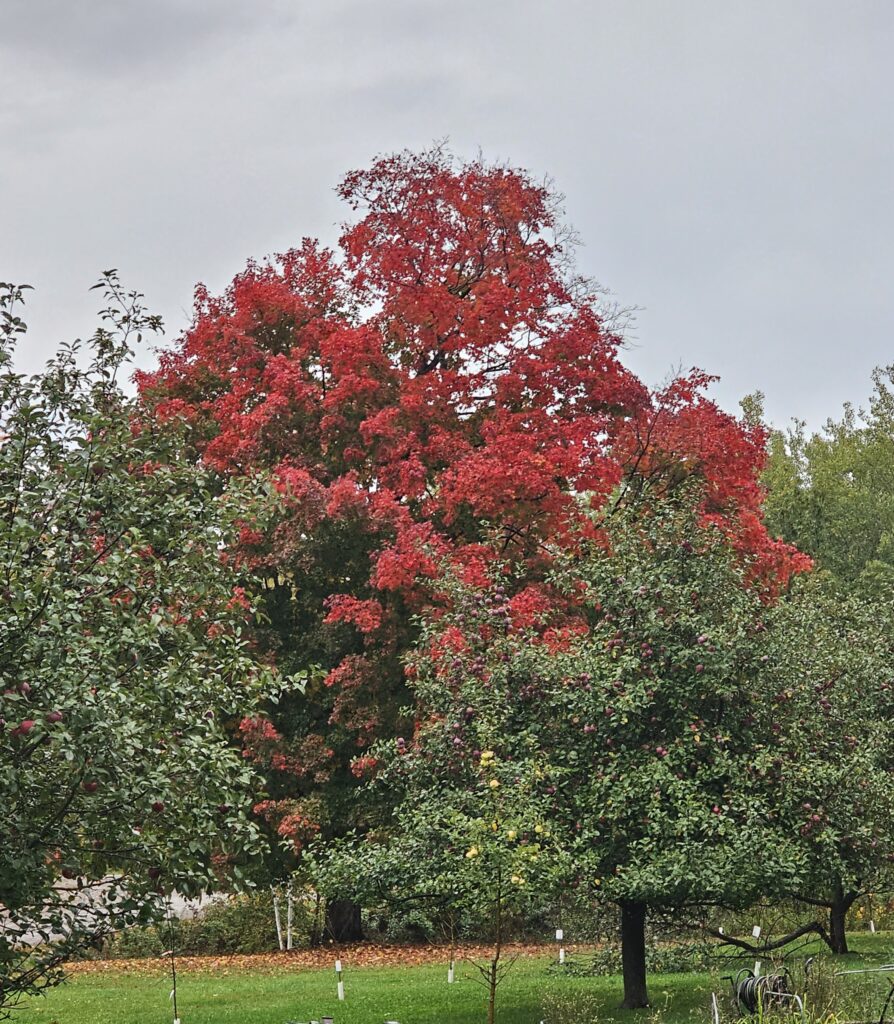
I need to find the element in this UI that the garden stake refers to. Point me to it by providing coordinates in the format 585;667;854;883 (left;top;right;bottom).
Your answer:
166;897;180;1024
335;959;345;1001
445;908;457;983
556;896;566;965
751;924;761;978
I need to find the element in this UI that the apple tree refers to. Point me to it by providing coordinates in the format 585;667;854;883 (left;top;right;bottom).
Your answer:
368;491;805;1010
0;279;288;1015
760;574;894;953
755;381;894;947
312;686;571;1024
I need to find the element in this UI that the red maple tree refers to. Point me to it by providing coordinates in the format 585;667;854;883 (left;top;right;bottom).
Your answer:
137;148;806;933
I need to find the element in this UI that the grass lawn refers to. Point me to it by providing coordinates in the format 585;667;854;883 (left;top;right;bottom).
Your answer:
18;933;894;1024
19;958;707;1024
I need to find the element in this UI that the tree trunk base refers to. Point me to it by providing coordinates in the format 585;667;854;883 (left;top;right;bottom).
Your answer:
829;886;857;955
620;900;649;1009
324;899;364;943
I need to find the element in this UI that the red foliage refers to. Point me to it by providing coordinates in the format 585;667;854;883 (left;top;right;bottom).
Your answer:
612;373;811;592
137;147;807;837
324;595;384;635
253;799;321;851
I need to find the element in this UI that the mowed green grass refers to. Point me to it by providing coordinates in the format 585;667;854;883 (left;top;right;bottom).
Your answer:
16;959;712;1024
20;933;894;1024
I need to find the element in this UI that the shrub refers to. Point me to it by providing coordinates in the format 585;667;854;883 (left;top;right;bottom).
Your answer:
105;892;288;957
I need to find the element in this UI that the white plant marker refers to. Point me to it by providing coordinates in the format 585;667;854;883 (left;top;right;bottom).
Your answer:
556;927;565;964
336;958;345;1001
754;960;761;977
752;924;762;939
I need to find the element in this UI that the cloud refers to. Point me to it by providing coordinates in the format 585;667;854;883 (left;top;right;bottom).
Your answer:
1;0;261;77
2;0;894;428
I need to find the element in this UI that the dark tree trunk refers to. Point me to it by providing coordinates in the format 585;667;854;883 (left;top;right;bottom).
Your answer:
620;900;649;1009
324;898;364;942
308;890;323;947
829;884;857;955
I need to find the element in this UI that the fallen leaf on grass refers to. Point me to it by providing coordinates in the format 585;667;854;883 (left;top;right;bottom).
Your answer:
69;943;590;977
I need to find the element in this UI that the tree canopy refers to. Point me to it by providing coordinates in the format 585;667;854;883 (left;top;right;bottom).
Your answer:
0;278;288;1013
136;150;805;903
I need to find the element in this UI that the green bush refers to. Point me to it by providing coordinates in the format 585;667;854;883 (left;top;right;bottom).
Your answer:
105;892;289;958
179;895;277;955
104;925;168;959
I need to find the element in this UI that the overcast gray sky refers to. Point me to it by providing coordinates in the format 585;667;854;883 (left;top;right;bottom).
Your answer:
3;0;892;428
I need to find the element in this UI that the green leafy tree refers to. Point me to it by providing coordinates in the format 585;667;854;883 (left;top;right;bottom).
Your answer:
763;370;894;596
0;279;289;1015
315;761;567;1024
761;575;894;953
537;496;802;1007
335;492;803;1011
759;380;894;949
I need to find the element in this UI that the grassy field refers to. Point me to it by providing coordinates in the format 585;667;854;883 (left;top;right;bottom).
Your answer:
18;933;894;1024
